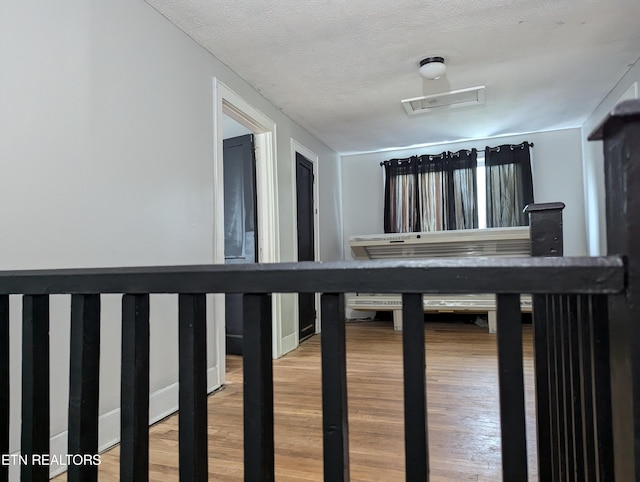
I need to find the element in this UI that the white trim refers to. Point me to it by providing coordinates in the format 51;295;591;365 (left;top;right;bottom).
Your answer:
46;366;222;478
207;363;222;393
338;155;345;262
282;332;298;355
212;79;227;380
290;139;322;337
620;81;638;102
213;79;284;359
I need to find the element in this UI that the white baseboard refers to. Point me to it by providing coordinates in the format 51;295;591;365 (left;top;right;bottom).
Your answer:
44;365;222;478
208;364;222;393
281;332;297;356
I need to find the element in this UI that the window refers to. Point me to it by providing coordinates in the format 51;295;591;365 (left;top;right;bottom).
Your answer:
476;153;487;229
382;142;533;233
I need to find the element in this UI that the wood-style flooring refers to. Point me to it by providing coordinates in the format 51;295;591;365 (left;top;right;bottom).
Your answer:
56;321;537;481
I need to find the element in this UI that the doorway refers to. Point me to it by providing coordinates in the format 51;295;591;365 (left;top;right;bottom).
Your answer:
223;133;258;355
213;80;281;382
296;152;316;342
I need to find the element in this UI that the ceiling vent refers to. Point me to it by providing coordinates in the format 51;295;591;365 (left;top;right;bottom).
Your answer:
401;86;485;116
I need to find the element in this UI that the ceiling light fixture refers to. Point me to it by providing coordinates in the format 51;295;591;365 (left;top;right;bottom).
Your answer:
419;56;446;80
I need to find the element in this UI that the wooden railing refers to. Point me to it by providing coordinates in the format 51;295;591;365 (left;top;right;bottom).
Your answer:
0;255;625;482
0;99;638;481
526;203;615;481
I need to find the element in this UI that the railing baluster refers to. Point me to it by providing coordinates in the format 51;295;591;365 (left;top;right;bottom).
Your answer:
68;294;101;482
577;295;597;480
567;295;583;481
120;294;150;482
590;295;614;480
21;295;50;481
496;293;527;481
560;296;576;481
243;294;275;482
0;295;8;482
402;293;429;481
534;291;567;482
551;295;566;482
321;293;349;482
532;291;552;482
178;294;208;481
545;295;559;482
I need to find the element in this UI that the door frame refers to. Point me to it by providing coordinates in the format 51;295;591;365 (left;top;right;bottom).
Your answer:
213;79;283;381
291;139;321;340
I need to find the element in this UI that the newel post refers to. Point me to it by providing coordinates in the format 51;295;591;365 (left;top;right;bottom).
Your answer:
524;203;565;257
524;202;565;482
589;98;640;480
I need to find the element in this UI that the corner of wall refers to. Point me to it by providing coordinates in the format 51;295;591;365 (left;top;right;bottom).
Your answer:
580;58;640;255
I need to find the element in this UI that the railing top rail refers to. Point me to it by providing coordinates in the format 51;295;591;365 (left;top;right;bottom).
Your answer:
0;256;624;295
523;202;566;212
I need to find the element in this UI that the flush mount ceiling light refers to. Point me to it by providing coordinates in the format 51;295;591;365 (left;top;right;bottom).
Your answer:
419;56;446;80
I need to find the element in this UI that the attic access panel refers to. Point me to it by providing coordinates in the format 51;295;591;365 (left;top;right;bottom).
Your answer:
402;86;486;115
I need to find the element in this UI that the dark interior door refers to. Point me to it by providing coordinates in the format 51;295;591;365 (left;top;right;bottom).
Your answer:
296;152;316;342
224;134;257;355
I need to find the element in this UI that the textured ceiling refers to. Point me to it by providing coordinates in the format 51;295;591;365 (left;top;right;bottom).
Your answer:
146;0;640;154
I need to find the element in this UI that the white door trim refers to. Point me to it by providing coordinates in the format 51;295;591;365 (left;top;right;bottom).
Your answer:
213;79;283;375
290;139;321;340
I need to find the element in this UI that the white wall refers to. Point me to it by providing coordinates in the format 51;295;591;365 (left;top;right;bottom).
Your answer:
341;128;587;260
581;58;640;255
0;0;341;475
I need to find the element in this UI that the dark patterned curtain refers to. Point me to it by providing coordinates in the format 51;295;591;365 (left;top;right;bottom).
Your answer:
416;153;449;231
383;157;418;233
449;149;478;230
383;149;477;233
485;142;534;227
416;149;477;231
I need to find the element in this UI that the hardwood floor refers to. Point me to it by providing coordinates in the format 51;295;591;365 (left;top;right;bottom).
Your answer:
56;321;537;481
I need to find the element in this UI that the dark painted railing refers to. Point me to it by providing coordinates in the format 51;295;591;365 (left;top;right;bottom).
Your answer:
527;203;615;482
0;257;625;482
526;99;640;481
0;100;638;482
590;99;640;481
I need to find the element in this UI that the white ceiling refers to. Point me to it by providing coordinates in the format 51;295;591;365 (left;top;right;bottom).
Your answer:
146;0;640;155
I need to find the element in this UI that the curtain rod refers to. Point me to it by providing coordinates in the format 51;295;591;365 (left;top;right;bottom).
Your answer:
485;141;534;153
379;142;534;166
